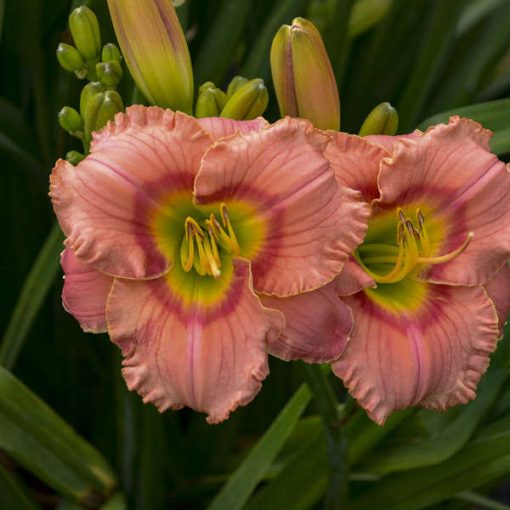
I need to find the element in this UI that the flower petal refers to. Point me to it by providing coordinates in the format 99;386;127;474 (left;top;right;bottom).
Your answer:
197;117;268;140
260;283;352;363
334;258;375;296
484;263;510;335
50;106;213;279
106;258;284;423
195;117;369;296
366;131;421;152
61;248;113;333
324;131;389;203
333;283;499;424
376;116;510;285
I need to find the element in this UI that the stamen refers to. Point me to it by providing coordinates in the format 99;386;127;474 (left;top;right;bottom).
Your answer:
418;232;473;264
220;203;240;255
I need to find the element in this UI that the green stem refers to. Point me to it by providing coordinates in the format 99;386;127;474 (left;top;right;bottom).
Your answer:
301;363;348;510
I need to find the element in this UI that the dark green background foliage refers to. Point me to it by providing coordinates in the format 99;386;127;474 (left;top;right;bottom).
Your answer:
2;0;510;508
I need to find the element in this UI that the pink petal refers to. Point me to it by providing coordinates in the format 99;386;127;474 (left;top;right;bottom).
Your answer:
334;258;375;296
260;283;352;363
106;259;284;423
195;117;370;296
61;248;113;333
197;117;269;140
366;131;422;152
50;106;213;279
484;263;510;335
324;131;389;203
333;283;499;424
376;116;510;285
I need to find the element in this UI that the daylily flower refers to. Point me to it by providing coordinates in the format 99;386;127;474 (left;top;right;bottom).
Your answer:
50;106;368;423
269;116;510;424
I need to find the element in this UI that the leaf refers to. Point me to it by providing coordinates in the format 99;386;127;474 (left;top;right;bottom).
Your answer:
397;0;466;131
0;366;116;504
350;416;510;510
348;0;393;38
242;0;308;81
207;383;311;510
0;462;38;510
0;224;64;369
194;0;252;86
362;369;508;474
418;98;510;155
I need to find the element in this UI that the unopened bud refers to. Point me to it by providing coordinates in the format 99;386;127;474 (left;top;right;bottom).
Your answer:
220;79;268;120
80;81;105;118
56;43;87;79
65;150;85;166
271;17;340;130
69;6;101;61
358;102;398;136
107;0;193;113
226;76;248;100
58;106;83;137
101;43;122;63
82;89;123;149
96;60;123;88
195;82;227;118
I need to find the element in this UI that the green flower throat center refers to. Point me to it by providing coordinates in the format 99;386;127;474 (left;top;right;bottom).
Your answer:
179;202;240;279
355;207;473;284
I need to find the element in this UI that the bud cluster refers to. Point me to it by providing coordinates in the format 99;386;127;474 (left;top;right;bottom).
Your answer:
195;77;269;120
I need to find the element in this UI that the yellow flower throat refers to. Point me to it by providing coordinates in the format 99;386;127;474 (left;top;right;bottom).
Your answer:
356;207;473;284
180;203;240;279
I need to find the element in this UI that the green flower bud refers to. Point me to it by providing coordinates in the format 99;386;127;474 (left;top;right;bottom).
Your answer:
65;150;85;166
69;6;101;61
58;106;83;136
96;60;123;88
226;76;248;100
220;79;269;120
195;82;227;118
82;89;123;148
56;43;87;79
101;43;122;63
358;102;399;136
80;81;105;118
107;0;193;113
271;17;340;130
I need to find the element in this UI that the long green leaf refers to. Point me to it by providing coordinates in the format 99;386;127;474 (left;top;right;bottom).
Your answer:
0;462;38;510
350;416;510;510
0;224;64;369
242;0;308;81
397;0;465;131
418;98;510;155
363;369;507;474
194;0;252;85
207;383;311;510
0;366;116;504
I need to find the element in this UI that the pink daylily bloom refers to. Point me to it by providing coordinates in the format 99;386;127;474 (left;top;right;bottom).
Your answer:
50;106;368;423
268;116;510;424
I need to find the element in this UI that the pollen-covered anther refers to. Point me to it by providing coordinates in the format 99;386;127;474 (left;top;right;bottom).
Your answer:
180;216;222;279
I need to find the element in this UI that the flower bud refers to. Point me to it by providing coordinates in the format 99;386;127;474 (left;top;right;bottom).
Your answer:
69;6;101;61
58;106;83;136
56;43;87;79
107;0;193;113
66;150;85;166
80;81;105;118
101;43;122;63
82;89;123;148
220;79;269;120
358;102;399;136
271;17;340;130
96;60;123;88
226;76;248;100
195;82;227;118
